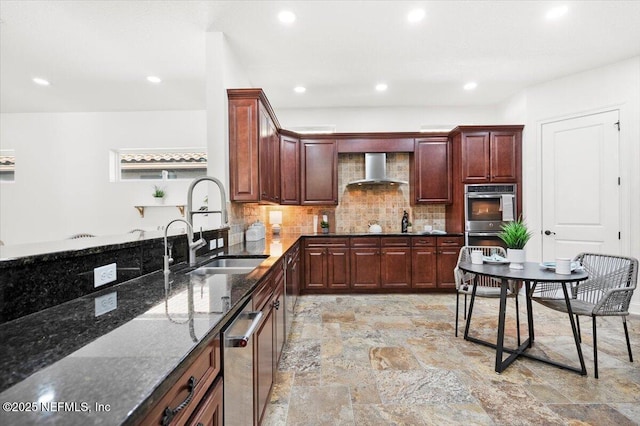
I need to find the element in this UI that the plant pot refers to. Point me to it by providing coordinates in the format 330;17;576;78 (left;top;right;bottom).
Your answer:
507;248;526;269
153;196;165;205
321;228;329;234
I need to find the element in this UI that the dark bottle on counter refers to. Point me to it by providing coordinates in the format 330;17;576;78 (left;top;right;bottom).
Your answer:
401;210;409;233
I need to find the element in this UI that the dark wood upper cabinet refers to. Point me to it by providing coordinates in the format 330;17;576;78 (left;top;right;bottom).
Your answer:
461;129;521;183
280;134;300;205
411;136;452;204
300;139;338;205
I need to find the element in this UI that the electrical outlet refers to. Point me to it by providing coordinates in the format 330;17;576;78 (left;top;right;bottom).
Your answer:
95;292;117;316
94;263;117;287
210;239;216;250
217;238;224;248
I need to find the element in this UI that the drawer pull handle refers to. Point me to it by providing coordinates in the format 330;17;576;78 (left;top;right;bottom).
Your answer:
162;376;197;426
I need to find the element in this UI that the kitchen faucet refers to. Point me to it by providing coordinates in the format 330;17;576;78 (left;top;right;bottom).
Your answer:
187;176;228;229
163;218;206;273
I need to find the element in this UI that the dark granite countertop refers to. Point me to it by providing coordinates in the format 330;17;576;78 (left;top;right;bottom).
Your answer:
0;231;459;425
0;235;299;426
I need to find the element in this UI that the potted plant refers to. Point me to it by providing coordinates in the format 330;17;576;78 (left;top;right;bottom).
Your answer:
152;185;166;204
320;220;330;234
498;216;532;269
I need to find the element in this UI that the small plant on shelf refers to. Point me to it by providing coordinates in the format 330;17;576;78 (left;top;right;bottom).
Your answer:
152;185;166;198
320;220;329;234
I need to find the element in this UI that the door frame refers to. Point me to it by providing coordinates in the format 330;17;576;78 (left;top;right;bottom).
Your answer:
534;106;631;261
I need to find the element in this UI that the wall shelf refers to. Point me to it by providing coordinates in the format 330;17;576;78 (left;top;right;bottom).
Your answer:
134;205;185;218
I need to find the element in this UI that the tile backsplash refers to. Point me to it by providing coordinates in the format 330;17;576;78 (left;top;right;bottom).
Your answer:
229;153;445;243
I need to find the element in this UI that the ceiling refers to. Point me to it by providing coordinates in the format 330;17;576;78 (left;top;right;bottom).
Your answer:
1;1;640;113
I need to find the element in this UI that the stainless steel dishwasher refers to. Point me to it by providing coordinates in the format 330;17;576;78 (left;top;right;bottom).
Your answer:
222;299;263;425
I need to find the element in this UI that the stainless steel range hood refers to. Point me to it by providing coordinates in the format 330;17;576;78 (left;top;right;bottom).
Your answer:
347;153;408;186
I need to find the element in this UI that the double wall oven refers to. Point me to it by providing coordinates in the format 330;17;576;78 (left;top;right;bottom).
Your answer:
464;184;517;248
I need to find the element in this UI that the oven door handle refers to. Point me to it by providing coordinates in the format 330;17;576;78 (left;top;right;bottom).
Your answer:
467;232;501;237
466;194;505;199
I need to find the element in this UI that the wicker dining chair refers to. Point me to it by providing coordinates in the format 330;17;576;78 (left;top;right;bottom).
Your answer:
531;252;638;378
454;245;521;340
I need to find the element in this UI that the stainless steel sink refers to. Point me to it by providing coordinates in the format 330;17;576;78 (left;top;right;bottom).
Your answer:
189;255;268;275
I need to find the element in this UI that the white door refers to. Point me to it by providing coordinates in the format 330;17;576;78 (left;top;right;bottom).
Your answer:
541;110;620;260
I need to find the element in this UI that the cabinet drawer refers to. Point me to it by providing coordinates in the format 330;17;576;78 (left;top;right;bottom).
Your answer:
304;237;349;248
436;236;464;247
381;237;410;247
412;236;436;247
253;273;274;311
141;338;220;426
350;237;380;248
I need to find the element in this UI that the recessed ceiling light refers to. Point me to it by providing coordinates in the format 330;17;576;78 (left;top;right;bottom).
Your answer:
146;76;162;84
463;81;478;91
32;77;50;86
407;9;426;23
294;86;306;94
375;83;388;92
278;10;296;24
546;5;568;20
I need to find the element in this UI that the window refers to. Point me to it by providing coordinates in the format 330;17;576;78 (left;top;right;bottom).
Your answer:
110;149;207;181
0;150;15;182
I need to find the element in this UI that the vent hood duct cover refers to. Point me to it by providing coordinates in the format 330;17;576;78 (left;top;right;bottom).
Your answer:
347;153;408;186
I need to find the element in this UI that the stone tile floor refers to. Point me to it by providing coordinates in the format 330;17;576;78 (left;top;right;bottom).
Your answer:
262;294;640;425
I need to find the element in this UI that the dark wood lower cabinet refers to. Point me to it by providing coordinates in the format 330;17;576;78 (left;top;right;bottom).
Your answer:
187;377;223;426
302;235;464;293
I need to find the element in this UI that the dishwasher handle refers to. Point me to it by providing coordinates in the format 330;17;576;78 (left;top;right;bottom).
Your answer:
225;311;263;347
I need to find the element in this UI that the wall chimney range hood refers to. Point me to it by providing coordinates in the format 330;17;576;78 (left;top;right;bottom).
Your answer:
347;153;408;186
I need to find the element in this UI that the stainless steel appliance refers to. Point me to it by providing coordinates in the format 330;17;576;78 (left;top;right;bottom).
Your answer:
464;184;517;247
222;300;263;426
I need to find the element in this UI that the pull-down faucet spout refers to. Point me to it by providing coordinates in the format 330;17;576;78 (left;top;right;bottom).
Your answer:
187;176;228;229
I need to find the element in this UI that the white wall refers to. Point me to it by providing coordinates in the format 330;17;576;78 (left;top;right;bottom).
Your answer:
0;110;206;245
276;105;501;133
498;56;640;313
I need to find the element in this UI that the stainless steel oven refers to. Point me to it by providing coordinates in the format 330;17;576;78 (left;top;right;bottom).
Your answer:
465;184;517;247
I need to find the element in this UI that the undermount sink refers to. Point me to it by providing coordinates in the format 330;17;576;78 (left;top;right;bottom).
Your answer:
189;255;268;275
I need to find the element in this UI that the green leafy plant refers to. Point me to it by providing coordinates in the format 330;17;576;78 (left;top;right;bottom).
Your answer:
498;216;532;249
152;185;166;198
320;221;329;229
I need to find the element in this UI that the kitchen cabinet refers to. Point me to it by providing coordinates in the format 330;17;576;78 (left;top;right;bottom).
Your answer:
228;89;281;203
436;236;463;289
460;129;521;183
272;266;286;366
350;237;380;289
187;377;223;426
141;337;221;426
411;137;452;204
303;238;350;290
411;237;437;288
253;272;275;426
380;237;411;288
259;104;280;203
300;139;338;205
280;134;300;205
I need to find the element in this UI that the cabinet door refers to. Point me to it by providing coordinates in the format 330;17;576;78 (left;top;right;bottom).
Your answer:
412;137;452;204
259;105;280;203
254;303;274;425
273;274;286;367
412;247;437;289
300;140;338;205
280;135;300;205
350;248;380;289
228;98;260;201
436;237;463;289
187;377;223;426
489;131;520;182
327;248;350;289
461;132;490;183
304;247;327;289
381;247;411;288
